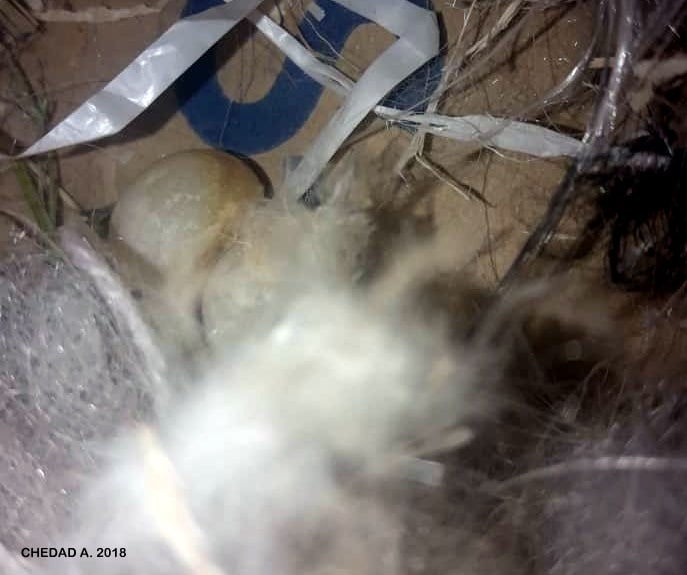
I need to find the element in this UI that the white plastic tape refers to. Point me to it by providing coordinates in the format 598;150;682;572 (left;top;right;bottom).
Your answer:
248;11;353;97
0;0;264;159
379;110;584;158
1;0;581;188
282;0;440;201
252;13;583;162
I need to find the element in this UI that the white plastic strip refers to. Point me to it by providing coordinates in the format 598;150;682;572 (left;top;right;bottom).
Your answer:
0;0;264;159
379;110;583;158
248;11;353;97
282;0;440;201
255;14;583;160
1;0;581;183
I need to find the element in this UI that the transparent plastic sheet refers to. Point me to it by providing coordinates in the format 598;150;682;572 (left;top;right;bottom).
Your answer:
0;0;582;201
584;0;636;147
500;0;643;287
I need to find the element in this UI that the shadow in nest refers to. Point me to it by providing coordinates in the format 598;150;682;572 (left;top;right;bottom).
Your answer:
575;136;687;294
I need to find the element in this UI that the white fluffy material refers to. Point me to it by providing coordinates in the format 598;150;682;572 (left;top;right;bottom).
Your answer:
0;195;495;575
38;276;487;575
